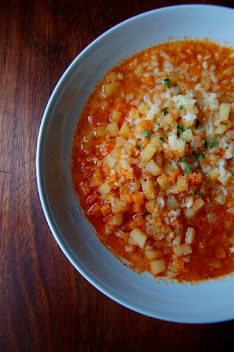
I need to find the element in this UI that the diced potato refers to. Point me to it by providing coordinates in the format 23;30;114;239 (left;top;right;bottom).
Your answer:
111;197;130;214
107;122;119;136
215;124;229;135
208;168;220;181
177;175;189;192
99;182;112;194
141;179;156;200
185;227;196;244
163;162;175;175
217;170;232;186
111;109;122;122
193;198;205;212
108;213;123;227
111;148;121;159
215;192;227;205
115;136;126;148
138;103;149;115
209;259;221;268
165;195;179;210
219;103;230;122
128;108;140;120
119;121;130;138
105;154;117;168
145;199;157;212
223;65;234;76
181;243;193;255
102;82;120;97
157;174;170;191
146;160;162;176
173;245;183;257
150;259;166;275
124;141;134;152
106;71;117;82
96;125;108;137
181;129;193;142
145;250;163;260
129;228;147;249
141;143;157;162
184;208;195;219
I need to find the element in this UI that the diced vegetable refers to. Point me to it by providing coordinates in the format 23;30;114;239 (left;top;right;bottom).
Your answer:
219;103;230;122
102;82;120;97
217;170;232;186
185;227;196;244
129;228;147;249
150;259;166;275
119;121;130;138
141;143;157;162
106;122;119;136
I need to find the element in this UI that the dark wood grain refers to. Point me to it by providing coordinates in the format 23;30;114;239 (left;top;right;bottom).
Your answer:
1;0;234;351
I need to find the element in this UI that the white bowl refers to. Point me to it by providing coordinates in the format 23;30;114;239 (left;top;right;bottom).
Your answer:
36;4;234;323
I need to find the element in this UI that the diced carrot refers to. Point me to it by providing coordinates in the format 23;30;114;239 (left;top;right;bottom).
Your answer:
87;203;102;217
120;193;132;203
102;164;109;173
169;169;181;184
174;257;185;269
139;120;152;132
189;173;202;184
86;193;99;204
132;203;143;213
100;203;112;216
132;193;145;205
108;174;118;184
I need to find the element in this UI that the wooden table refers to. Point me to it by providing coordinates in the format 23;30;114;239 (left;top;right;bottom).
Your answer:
1;1;234;351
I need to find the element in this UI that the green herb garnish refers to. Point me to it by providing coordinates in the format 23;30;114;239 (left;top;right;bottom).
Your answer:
178;227;182;231
174;83;177;87
163;107;169;116
177;130;180;138
179;105;183;110
184;164;191;173
133;178;135;183
181;155;188;163
157;123;160;126
177;124;185;132
144;129;150;142
144;212;150;216
221;122;228;125
164;78;171;89
178;92;182;95
204;140;207;150
209;136;217;148
196;165;201;169
195;121;201;130
192;190;197;196
138;145;144;149
199;193;203;197
199;153;204;161
159;137;165;143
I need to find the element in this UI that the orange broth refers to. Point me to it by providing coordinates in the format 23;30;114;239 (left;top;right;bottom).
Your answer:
71;40;234;282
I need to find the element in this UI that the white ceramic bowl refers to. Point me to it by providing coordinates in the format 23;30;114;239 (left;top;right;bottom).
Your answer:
36;4;234;323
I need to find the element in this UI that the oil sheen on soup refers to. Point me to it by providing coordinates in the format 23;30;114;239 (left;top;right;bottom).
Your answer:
71;40;234;282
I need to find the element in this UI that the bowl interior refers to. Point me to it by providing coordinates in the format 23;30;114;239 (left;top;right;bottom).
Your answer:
36;5;234;323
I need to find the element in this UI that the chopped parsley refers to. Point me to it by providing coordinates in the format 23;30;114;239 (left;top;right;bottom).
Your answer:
157;123;160;126
138;144;144;149
177;124;185;132
192;190;197;196
177;130;180;138
144;129;150;142
181;155;188;163
199;153;204;161
174;83;177;87
164;78;171;89
144;212;150;216
199;193;203;197
195;121;201;130
159;137;165;143
221;122;228;125
163;107;169;116
178;227;182;231
178;92;182;95
133;178;135;183
184;164;191;173
196;165;201;170
179;105;183;110
204;140;208;150
209;136;217;148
